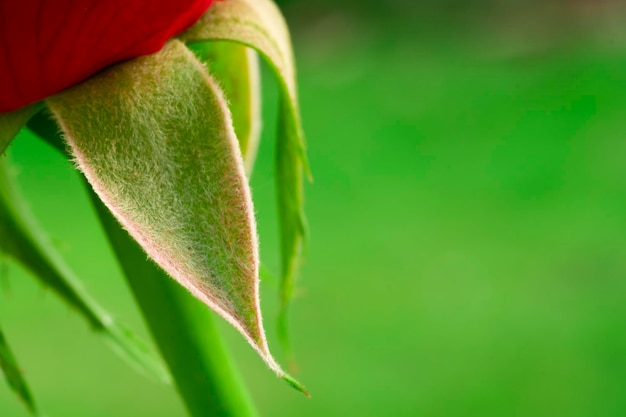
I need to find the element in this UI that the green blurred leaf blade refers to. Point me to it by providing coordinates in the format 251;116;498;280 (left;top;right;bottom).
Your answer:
0;153;169;384
0;325;38;415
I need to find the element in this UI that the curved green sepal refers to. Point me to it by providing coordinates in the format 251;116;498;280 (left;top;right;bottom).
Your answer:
0;325;39;416
188;41;262;176
0;154;169;385
45;40;296;385
0;104;42;155
88;185;259;417
30;109;262;416
179;0;309;355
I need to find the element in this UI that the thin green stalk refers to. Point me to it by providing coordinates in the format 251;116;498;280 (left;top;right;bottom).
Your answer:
29;112;258;417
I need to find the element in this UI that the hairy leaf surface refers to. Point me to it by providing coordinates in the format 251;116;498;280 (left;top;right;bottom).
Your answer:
179;0;308;351
46;40;287;378
0;325;37;415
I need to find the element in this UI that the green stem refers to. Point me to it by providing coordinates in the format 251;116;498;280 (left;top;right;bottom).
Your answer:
28;112;259;417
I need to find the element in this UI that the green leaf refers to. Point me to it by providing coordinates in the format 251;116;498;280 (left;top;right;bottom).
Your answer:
45;40;297;384
88;185;260;417
0;104;42;155
29;110;263;416
179;0;309;354
0;325;38;415
0;155;169;384
188;41;262;176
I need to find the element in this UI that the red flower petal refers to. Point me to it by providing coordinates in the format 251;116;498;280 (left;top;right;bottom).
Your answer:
0;0;213;112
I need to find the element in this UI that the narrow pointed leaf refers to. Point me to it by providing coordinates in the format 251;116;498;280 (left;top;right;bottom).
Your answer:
0;325;38;415
29;111;263;415
188;42;262;175
46;40;293;382
0;156;169;384
88;184;260;417
179;0;309;353
0;104;41;155
275;100;306;355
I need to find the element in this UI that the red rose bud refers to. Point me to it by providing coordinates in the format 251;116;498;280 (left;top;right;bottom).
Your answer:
0;0;214;112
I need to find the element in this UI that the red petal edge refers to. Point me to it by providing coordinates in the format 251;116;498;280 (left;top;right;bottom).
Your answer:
0;0;214;113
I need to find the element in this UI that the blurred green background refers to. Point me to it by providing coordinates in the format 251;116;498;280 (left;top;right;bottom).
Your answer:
3;0;626;416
